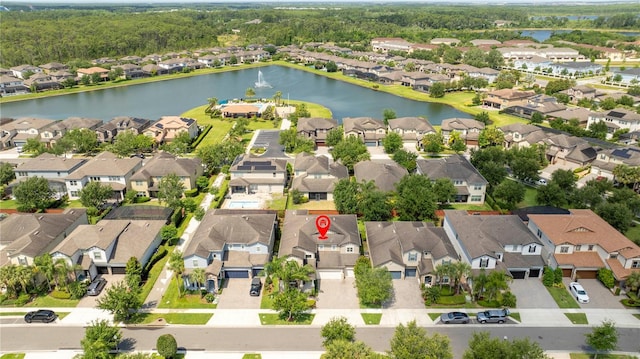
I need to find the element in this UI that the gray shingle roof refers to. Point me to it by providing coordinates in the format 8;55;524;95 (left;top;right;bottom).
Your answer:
388;117;434;133
130;152;202;181
14;153;86;173
354;160;408;192
343;117;385;133
297;117;338;132
416;155;487;185
66;152;142;180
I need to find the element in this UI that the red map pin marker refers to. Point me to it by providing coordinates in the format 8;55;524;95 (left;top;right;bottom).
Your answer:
316;215;331;240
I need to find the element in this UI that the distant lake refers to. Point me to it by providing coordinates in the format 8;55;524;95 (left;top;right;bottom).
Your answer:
522;29;640;42
0;65;468;126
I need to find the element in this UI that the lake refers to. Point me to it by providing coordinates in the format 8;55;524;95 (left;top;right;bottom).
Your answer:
521;29;640;42
0;65;469;126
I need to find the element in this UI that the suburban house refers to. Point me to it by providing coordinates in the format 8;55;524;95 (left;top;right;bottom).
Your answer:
523;130;597;168
129;151;203;198
527;209;640;285
614;68;640;86
561;85;598;103
279;210;361;280
587;108;640;140
220;103;263;119
38;117;103;148
0;209;88;267
12;153;87;198
443;210;547;280
296;117;338;147
50;219;166;280
440;118;484;147
9;64;43;79
228;155;287;195
0;75;28;96
182;210;277;292
503;94;567;120
387;117;435;147
23;73;61;92
64;152;143;201
499;123;544;149
343;117;387;147
365;221;458;285
416;155;487;204
143;116;199;144
76;67;109;81
590;146;640;181
546;107;594;128
482;89;536;110
0;117;55;148
291;153;348;201
95;116;152;143
354;160;408;192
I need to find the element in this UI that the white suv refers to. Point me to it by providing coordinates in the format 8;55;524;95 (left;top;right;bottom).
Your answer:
569;282;589;303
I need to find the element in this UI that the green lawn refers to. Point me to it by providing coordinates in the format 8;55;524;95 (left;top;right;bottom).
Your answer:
136;312;213;325
564;312;588;324
624;225;640;246
157;277;217;309
0;354;26;359
517;186;539;208
287;100;333;118
428;313;442;321
361;313;382;325
632;314;640;320
26;295;79;308
267;194;287;211
0;200;17;209
509;312;521;322
242;354;262;359
546;285;581;309
259;313;314;325
139;248;170;303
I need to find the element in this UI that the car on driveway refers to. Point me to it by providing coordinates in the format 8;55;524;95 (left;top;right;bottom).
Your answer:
569;282;589;303
249;277;262;296
476;308;510;324
86;277;107;296
440;312;470;324
24;310;57;323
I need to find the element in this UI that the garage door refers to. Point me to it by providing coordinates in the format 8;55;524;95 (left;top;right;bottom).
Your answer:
509;270;527;279
110;267;126;275
224;270;249;278
562;268;573;277
405;269;417;277
529;268;541;278
390;271;402;280
317;270;343;280
97;266;109;274
252;268;263;277
576;270;597;279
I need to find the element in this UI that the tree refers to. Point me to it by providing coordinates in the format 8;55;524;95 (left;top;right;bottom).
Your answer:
382;132;403;154
474;111;491;125
536;183;567;207
125;257;142;290
448;131;467;153
333;179;360;214
34;253;56;291
451;261;472;295
322;340;379;359
421;132;444;153
484;270;511;302
190;268;206;289
80;319;122;359
355;267;393;307
157;334;178;359
279;128;315;153
325;127;343;147
595;202;633;233
23;138;46;155
613;164;640;193
14;176;53;212
429;82;445;98
530;111;545;124
110;131;154;157
510;157;540;182
585;320;618;359
161;224;178;243
392;149;417;172
432;178;457;204
330;136;370;172
96;281;141;322
625;271;640;294
78;181;113;209
169;250;185;296
245;87;255;99
196;140;244;174
551;169;577;192
273;288;311;321
493;180;526;209
389;320;452;359
91;72;102;84
157;173;185;209
463;331;549;359
395;174;437;221
321;316;356;346
162;131;192;156
382;108;396;126
0;162;16;185
360;188;392;221
273;91;282;105
478;127;504;148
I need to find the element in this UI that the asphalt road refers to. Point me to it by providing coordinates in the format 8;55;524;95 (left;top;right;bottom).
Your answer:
1;326;639;358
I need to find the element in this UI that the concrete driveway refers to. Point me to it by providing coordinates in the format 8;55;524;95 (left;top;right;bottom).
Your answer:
510;278;558;309
77;274;119;308
384;279;425;309
564;278;625;309
316;278;359;309
251;130;286;158
216;278;262;309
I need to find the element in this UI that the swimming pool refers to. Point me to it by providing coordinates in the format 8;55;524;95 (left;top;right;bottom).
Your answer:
227;200;261;209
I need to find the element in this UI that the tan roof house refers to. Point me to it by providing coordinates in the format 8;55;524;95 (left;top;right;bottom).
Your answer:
50;219;165;281
183;209;277;292
354;160;408;192
387;117;435;145
143;116;198;144
0;117;56;148
366;221;458;285
76;67;109;81
0;209;87;267
482;89;536;110
279;210;361;280
129;151;203;198
527;209;640;284
95;116;152;143
297;117;338;146
291;153;348;201
12;153;87;198
416;155;487;204
440;118;484;147
228;155;287;195
343;117;386;147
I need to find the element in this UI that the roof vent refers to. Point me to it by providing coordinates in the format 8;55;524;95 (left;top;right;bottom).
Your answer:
99;227;103;232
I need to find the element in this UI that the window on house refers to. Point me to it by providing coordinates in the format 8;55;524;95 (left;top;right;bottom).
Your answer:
192;259;199;267
588;245;594;251
575;245;581;251
610;253;618;259
318;245;324;250
69;180;77;185
536;229;542;238
136;181;143;186
454;180;463;185
408;252;417;261
480;258;489;267
71;191;78;197
473;185;482;190
93;251;102;260
560;246;569;253
632;261;640;269
305;254;313;259
18;172;27;177
108;176;120;181
273;173;276;177
331;245;337;250
496;253;502;261
528;245;536;253
346;247;354;253
470;195;482;202
18;257;27;265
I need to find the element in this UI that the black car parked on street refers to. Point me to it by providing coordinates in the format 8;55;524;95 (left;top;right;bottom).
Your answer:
24;310;57;323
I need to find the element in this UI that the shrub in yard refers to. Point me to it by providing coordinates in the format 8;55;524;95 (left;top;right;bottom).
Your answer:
501;291;517;308
597;268;615;289
157;334;178;359
423;286;441;304
50;290;72;299
194;207;205;221
184;188;198;197
542;267;555;287
209;186;219;195
205;293;215;303
68;281;87;299
134;196;150;203
554;267;563;285
15;293;31;306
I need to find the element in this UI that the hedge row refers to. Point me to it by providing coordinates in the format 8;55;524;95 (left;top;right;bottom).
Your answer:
192;125;213;149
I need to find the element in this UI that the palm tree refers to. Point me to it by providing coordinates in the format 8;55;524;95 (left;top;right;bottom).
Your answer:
34;253;55;291
434;263;455;290
263;256;287;286
54;258;74;291
471;269;489;301
452;261;472;295
0;265;19;298
273;91;282;106
245;87;256;100
625;271;640;295
169;251;185;296
15;265;34;295
281;260;315;290
484;270;511;302
190;268;206;290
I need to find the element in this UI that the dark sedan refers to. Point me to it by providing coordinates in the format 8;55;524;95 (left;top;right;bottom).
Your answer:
24;310;57;323
440;311;470;324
